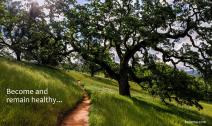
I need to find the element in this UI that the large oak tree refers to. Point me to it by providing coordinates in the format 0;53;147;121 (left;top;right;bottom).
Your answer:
64;0;211;101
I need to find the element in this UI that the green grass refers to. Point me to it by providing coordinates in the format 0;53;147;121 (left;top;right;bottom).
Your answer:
1;57;212;126
69;71;212;126
0;57;83;126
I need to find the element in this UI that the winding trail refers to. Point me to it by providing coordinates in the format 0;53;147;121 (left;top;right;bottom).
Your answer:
61;94;91;126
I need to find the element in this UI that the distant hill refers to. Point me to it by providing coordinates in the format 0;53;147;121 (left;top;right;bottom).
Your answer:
185;69;200;76
177;66;200;76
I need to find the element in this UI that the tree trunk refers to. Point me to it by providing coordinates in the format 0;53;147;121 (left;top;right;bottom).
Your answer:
90;70;95;77
118;68;130;96
89;63;96;77
15;51;21;61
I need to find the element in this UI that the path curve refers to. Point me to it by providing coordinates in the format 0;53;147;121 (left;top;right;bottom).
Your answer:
61;94;91;126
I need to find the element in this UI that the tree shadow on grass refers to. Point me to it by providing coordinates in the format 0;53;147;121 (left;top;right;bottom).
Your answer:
90;94;171;126
132;97;212;126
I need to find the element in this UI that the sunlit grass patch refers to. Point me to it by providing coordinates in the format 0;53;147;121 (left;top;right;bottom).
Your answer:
0;58;83;126
68;71;212;126
1;57;211;126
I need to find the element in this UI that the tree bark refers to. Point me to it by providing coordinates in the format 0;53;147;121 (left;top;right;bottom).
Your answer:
118;68;130;96
89;64;95;77
15;51;21;61
90;70;95;77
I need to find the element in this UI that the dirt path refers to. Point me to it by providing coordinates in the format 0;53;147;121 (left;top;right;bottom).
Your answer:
61;94;91;126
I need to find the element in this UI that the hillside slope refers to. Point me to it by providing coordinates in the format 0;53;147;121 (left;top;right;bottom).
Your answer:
0;57;211;126
0;58;83;126
69;72;212;126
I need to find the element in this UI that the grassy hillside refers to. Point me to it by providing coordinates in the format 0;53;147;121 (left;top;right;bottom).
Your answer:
0;57;212;126
0;58;83;126
69;72;212;126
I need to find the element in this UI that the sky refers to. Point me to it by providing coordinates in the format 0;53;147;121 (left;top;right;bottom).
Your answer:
25;0;44;5
31;0;87;5
31;0;175;6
